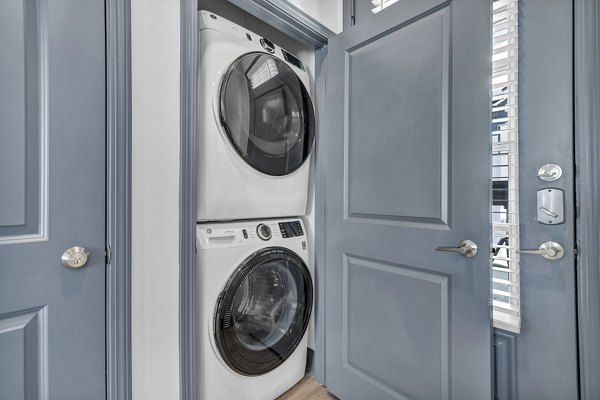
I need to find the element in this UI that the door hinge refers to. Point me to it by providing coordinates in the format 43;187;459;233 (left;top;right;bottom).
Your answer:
574;241;580;258
350;0;356;26
105;244;112;265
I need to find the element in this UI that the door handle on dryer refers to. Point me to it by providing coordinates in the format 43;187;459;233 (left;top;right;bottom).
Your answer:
435;240;478;258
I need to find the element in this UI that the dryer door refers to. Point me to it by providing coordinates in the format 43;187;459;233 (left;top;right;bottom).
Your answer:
214;247;313;376
219;52;315;176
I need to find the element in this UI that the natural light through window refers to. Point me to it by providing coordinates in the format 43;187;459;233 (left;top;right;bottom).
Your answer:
371;0;400;14
491;0;521;333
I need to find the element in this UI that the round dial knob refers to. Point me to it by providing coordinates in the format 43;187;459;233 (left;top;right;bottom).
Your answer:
256;224;272;241
260;38;275;53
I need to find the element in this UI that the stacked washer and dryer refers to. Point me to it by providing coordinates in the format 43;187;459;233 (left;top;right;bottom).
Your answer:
196;11;316;400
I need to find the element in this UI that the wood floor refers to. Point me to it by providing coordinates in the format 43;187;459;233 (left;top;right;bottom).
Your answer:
277;375;336;400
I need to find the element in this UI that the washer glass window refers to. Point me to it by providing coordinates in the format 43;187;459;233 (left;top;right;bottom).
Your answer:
220;53;315;176
214;247;313;376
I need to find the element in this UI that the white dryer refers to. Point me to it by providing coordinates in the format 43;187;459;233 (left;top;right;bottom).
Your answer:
197;11;315;221
196;218;313;400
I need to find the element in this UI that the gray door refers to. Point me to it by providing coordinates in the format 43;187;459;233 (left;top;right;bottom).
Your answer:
323;1;491;399
0;0;106;398
505;0;578;398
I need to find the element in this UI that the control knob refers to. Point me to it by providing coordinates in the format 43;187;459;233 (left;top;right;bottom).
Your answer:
256;224;272;241
260;38;275;53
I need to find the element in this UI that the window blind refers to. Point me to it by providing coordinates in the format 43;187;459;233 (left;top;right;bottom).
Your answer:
370;0;400;14
491;0;520;333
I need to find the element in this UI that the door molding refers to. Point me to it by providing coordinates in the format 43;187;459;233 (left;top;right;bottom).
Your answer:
313;46;328;384
106;0;133;399
575;0;600;398
180;0;198;399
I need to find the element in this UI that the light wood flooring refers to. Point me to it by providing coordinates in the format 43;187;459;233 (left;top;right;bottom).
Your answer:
277;375;336;400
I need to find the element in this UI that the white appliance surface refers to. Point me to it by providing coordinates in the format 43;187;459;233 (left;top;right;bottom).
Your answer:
196;218;313;400
197;10;314;221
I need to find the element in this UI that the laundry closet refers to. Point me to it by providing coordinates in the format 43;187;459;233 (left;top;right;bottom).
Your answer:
192;1;321;399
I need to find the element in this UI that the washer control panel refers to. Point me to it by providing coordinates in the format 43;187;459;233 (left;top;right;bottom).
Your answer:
279;220;304;238
197;219;305;249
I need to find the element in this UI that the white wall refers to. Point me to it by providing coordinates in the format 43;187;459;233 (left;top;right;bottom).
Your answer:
131;0;180;399
284;0;343;33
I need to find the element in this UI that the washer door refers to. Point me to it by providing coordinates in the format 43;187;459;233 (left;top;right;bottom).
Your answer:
214;247;313;376
219;52;315;176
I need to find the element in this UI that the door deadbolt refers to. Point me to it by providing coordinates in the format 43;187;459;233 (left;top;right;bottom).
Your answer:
61;246;91;269
537;164;562;182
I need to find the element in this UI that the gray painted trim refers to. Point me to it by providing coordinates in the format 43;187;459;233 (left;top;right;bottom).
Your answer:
106;0;132;399
179;0;198;399
226;0;335;48
313;46;328;385
343;0;353;29
493;329;517;400
575;0;600;398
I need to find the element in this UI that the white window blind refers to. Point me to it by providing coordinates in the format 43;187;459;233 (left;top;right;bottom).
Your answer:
370;0;400;14
491;0;520;333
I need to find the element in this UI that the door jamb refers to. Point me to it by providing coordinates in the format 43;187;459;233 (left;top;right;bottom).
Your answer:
106;0;133;399
574;0;600;398
313;46;328;385
179;1;198;399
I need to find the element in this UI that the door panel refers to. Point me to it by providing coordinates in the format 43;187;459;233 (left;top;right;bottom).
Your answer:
0;0;106;398
346;8;449;224
324;1;491;399
343;255;449;400
0;0;43;240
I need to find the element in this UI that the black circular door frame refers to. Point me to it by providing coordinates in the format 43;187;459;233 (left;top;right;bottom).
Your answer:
219;52;315;176
214;247;313;376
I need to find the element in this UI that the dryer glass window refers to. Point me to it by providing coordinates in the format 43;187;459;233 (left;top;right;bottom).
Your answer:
214;247;313;376
220;53;315;176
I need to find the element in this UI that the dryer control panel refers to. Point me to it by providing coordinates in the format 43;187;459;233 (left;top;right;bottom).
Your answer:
279;221;304;238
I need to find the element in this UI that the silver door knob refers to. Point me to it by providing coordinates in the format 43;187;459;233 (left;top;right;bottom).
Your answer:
435;240;478;258
516;241;564;260
61;246;91;269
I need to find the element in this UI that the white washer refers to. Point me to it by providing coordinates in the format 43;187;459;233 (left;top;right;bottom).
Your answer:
196;218;313;400
197;11;315;221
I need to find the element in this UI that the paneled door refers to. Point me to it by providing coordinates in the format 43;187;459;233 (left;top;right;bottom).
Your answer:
323;1;491;399
0;0;106;398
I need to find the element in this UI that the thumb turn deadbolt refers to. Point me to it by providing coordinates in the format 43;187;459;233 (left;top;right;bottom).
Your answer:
61;246;91;269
